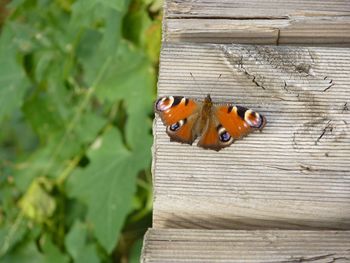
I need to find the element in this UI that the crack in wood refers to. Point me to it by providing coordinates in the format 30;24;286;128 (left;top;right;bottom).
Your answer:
323;79;334;92
328;257;350;263
239;63;266;90
281;253;350;263
282;253;336;262
315;120;332;145
276;28;281;46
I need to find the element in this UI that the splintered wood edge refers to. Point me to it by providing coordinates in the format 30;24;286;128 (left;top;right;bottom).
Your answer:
152;42;350;229
142;229;350;262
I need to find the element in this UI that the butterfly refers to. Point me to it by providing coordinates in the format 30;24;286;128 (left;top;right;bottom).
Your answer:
154;94;266;151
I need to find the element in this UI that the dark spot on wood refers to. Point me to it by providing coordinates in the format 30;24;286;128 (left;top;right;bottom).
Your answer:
295;63;312;74
185;98;189;106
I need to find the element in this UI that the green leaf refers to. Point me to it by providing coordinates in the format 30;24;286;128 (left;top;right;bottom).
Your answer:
129;238;143;263
0;0;158;261
0;215;27;257
14;111;106;192
0;24;29;122
0;241;44;263
22;91;67;142
14;146;61;192
68;128;147;253
41;235;69;263
96;40;154;161
144;16;162;64
18;177;56;223
123;1;152;46
65;220;87;260
76;245;100;263
76;9;126;84
98;0;128;11
65;220;100;263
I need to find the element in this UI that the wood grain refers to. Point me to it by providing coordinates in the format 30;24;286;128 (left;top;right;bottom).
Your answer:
164;0;350;46
142;229;350;262
164;17;350;46
153;43;350;230
165;0;350;18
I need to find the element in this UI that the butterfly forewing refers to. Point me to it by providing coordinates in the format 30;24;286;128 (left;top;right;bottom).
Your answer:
216;104;266;139
155;96;201;144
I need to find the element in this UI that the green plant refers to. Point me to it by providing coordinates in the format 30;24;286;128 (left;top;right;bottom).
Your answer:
0;0;161;262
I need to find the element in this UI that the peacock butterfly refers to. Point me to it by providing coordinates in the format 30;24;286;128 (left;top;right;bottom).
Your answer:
154;95;266;151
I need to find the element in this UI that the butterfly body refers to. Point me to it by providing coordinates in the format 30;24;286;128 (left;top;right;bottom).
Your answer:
155;95;266;151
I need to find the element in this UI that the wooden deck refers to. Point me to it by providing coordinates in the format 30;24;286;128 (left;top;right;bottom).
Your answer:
142;0;350;261
154;43;350;230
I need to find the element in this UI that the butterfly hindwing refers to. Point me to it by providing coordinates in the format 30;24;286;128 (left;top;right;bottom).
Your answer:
217;104;266;139
155;96;201;144
197;113;234;151
166;114;199;144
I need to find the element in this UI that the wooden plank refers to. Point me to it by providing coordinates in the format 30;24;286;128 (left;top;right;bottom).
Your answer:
164;17;350;46
153;43;350;229
163;0;350;46
166;0;350;18
142;229;350;262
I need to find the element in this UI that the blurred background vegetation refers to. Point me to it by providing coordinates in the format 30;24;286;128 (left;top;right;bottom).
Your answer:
0;0;162;262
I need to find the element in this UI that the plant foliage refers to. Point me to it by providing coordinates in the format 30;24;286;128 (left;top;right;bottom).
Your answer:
0;0;161;261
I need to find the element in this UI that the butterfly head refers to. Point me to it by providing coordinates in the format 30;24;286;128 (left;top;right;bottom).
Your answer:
204;94;212;107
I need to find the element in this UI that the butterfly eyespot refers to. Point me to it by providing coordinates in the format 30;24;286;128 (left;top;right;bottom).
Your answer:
217;126;233;143
245;110;264;128
168;119;186;132
170;122;180;131
219;131;232;142
156;96;174;112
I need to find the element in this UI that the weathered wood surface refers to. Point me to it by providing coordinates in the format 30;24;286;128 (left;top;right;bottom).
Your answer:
142;229;350;263
163;0;350;45
153;43;350;230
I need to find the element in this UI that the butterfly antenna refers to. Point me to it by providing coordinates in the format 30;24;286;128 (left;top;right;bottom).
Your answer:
205;73;222;100
190;72;206;96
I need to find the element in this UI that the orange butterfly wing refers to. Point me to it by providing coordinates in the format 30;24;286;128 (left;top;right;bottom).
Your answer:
155;96;200;144
197;117;230;151
217;105;266;139
198;103;266;151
